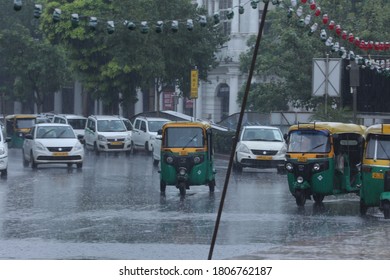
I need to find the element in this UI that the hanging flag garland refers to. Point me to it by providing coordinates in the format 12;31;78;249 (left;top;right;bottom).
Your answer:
11;0;390;77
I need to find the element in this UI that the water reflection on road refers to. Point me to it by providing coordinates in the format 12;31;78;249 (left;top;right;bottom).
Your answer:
1;149;390;259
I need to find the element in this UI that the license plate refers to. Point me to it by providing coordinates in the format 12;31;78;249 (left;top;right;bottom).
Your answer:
256;155;272;160
110;141;123;145
372;172;384;179
298;156;307;162
52;152;68;156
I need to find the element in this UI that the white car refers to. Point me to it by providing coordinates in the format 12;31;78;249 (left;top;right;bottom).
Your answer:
0;127;10;177
132;116;169;153
234;125;287;173
22;123;84;169
84;115;132;155
52;114;87;138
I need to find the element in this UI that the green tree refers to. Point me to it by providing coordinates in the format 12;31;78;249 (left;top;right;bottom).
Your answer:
0;1;70;113
38;0;227;114
239;0;390;118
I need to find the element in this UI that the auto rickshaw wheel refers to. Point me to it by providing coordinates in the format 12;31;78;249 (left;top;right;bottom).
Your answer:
295;190;306;206
313;194;324;203
178;183;186;196
208;179;216;192
160;180;166;193
382;201;390;219
359;199;368;216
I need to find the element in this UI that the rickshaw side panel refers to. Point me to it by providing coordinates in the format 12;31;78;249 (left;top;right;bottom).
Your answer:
361;167;386;206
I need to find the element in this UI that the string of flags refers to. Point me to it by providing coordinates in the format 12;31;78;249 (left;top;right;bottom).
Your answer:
11;0;390;77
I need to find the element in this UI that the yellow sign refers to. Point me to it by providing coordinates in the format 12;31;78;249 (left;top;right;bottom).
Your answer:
190;69;198;99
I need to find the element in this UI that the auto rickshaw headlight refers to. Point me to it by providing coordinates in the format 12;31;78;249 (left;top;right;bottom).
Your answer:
166;156;174;164
285;162;293;172
297;176;304;184
179;167;187;176
194;156;201;164
313;163;321;171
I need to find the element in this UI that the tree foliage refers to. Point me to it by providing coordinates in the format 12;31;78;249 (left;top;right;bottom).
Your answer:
239;0;390;119
38;0;228;113
0;1;70;113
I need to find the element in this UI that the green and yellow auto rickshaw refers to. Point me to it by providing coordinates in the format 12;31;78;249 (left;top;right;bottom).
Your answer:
285;122;366;206
5;114;37;148
360;124;390;218
159;121;216;196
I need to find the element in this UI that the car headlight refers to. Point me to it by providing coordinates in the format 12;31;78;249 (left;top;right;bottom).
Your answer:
35;141;46;151
125;134;132;141
0;147;4;155
277;144;287;155
98;134;107;141
73;142;83;151
237;143;251;154
297;176;304;184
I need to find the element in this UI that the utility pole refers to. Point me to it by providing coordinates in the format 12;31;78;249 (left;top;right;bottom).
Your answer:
349;61;360;124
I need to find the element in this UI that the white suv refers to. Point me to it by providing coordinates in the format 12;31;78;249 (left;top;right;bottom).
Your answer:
52;114;87;137
132;116;169;153
84;115;132;155
234;125;287;173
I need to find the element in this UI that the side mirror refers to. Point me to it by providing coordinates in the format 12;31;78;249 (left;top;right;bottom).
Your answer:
157;129;162;135
5;137;11;143
25;134;33;140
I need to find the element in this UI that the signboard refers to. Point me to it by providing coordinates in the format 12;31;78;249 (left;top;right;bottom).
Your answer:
162;91;173;110
312;58;341;97
190;69;198;99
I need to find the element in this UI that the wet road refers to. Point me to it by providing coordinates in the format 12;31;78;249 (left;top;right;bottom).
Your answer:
1;148;390;260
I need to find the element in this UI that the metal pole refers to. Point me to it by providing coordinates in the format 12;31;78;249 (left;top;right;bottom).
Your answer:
325;53;329;115
208;2;270;260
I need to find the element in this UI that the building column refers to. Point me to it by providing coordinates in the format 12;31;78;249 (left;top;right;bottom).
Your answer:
74;80;83;115
231;0;239;33
54;90;62;113
134;88;143;115
229;73;239;115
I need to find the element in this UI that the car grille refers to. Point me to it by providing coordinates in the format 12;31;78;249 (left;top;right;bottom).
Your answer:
251;149;278;156
107;138;125;142
47;147;73;152
37;155;82;161
107;143;125;149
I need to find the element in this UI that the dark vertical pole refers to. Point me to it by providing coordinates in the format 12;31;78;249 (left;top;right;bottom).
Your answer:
208;2;270;260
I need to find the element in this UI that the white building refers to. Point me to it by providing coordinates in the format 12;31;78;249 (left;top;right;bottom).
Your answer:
190;0;268;122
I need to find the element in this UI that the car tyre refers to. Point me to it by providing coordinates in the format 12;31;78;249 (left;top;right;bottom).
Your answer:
31;152;37;169
76;163;83;169
94;142;100;155
0;169;7;178
22;149;29;167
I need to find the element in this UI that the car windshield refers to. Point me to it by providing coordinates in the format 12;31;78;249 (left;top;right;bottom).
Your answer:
365;134;390;160
288;130;330;153
36;126;76;139
148;121;168;132
97;120;126;132
242;128;283;142
164;127;204;148
68;119;87;130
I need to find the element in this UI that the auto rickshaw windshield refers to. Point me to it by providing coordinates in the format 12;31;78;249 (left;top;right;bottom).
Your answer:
288;130;330;153
164;127;204;148
15;118;36;129
365;134;390;160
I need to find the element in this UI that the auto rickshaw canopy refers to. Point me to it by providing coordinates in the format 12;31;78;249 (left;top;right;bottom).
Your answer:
364;123;390;137
288;122;366;135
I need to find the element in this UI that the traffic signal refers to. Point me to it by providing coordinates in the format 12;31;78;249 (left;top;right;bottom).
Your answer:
34;4;42;19
52;8;61;23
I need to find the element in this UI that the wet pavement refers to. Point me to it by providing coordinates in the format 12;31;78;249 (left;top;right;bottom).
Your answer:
1;148;390;259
